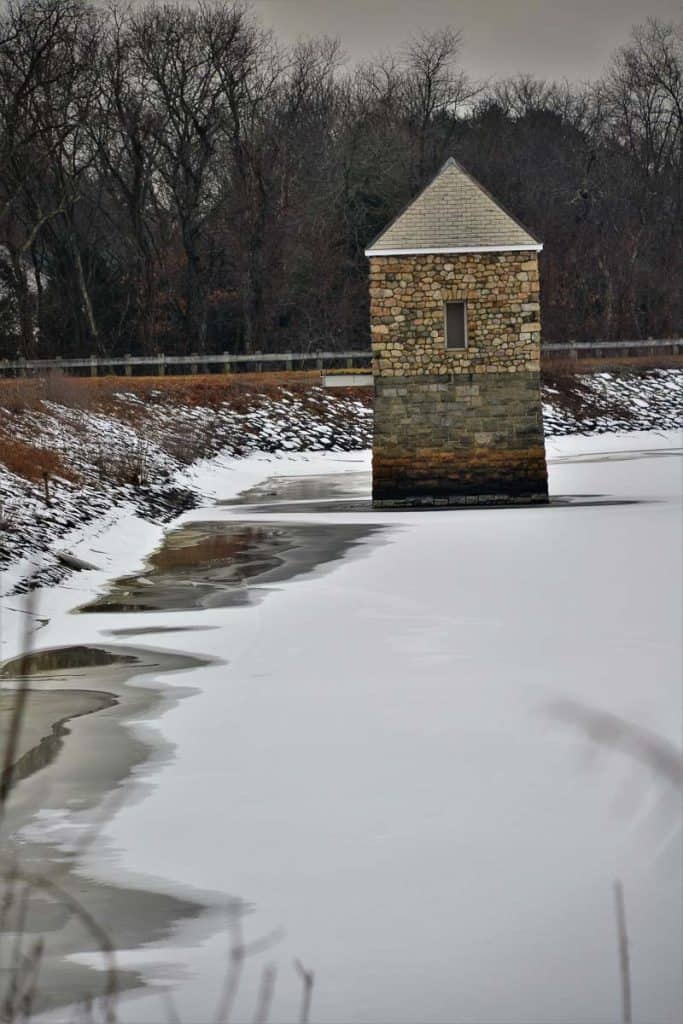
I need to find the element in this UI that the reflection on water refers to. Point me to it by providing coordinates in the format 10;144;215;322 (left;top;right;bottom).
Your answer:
0;851;223;1019
1;646;143;798
548;446;683;465
1;644;137;678
228;475;648;516
2;475;383;1015
1;643;208;813
224;470;371;506
79;520;382;614
0;688;116;794
0;642;222;1016
106;625;218;638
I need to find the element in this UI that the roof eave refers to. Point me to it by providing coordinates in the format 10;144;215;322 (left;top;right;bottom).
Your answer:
364;243;543;258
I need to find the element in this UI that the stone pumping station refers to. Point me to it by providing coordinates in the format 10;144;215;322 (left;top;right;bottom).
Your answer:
365;157;549;508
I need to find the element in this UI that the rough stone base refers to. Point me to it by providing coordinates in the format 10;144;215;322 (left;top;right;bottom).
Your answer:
373;371;548;505
373;493;549;509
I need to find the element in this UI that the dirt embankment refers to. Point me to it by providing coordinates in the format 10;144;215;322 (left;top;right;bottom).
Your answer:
0;372;373;580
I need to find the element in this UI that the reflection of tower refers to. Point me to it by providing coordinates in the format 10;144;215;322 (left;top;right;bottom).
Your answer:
366;157;548;507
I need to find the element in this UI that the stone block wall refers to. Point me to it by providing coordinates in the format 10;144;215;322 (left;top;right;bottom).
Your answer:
370;251;548;506
370;251;541;375
373;372;548;505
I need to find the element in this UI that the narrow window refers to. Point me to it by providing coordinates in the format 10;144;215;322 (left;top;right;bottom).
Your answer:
445;301;467;349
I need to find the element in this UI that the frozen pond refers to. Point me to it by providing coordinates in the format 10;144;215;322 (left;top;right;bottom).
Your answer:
0;433;681;1023
78;519;382;614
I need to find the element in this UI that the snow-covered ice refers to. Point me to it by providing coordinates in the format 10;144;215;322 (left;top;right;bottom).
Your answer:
1;430;681;1023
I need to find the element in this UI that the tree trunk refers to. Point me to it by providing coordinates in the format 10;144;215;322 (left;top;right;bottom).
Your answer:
30;245;43;349
9;249;35;358
133;245;156;354
66;218;101;353
180;221;208;354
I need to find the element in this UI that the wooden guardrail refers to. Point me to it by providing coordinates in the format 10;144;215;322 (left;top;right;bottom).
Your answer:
543;339;681;358
0;349;373;378
0;339;679;378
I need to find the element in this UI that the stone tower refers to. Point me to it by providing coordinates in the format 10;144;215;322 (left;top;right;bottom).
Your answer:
366;158;549;507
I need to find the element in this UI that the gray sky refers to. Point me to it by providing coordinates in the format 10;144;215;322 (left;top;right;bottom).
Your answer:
250;0;683;82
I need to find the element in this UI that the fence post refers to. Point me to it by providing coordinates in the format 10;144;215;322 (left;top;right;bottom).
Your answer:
90;354;98;377
190;353;198;374
222;352;231;374
316;354;323;370
158;355;165;376
124;354;132;377
286;354;294;370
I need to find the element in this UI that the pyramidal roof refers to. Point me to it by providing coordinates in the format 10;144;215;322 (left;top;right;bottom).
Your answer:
365;157;542;256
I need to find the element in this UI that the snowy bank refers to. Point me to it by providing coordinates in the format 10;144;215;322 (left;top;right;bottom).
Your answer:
0;368;681;584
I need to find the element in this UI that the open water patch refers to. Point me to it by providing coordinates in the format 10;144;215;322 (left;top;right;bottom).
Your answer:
0;688;116;794
0;643;206;799
0;641;219;1017
224;470;371;506
548;445;683;465
78;519;383;614
1;644;136;678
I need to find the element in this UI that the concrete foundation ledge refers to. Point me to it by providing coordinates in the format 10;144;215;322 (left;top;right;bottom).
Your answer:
372;493;549;509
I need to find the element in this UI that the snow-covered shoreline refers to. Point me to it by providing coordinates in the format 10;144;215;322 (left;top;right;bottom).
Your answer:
0;447;373;663
2;425;680;668
1;368;681;590
0;382;374;588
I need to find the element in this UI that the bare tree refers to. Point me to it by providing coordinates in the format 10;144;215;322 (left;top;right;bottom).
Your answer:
0;6;681;359
128;0;257;353
600;18;682;178
0;0;99;355
400;28;477;184
89;3;168;354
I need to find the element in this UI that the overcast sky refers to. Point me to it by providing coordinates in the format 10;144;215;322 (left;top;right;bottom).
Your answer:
250;0;683;82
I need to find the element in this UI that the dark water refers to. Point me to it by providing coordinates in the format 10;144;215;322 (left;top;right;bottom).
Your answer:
0;643;224;1017
223;469;650;515
548;446;683;465
0;688;116;793
0;643;208;812
78;519;383;614
1;644;137;677
1;482;384;1016
106;625;218;638
222;470;371;506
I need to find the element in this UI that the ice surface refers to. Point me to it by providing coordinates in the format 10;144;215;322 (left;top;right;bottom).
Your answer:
1;433;681;1023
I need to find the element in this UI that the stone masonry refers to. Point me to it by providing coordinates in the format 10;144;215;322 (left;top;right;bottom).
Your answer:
370;251;549;506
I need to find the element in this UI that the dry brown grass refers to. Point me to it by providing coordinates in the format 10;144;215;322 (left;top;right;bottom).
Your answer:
0;370;373;486
0;436;78;483
0;371;325;416
0;379;43;414
0;355;679;414
541;353;683;375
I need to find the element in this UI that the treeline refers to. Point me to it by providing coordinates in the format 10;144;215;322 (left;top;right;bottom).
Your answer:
0;0;681;359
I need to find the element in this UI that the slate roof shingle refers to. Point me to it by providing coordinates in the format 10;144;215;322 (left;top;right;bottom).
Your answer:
365;157;542;255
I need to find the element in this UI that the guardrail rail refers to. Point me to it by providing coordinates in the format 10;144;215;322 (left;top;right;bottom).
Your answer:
0;339;679;378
